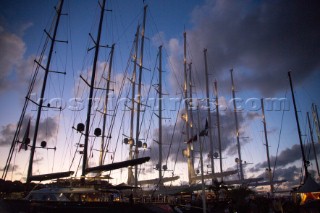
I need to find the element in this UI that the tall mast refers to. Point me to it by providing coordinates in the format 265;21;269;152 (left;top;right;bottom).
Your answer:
230;69;244;182
99;44;115;166
288;71;309;180
27;0;65;184
307;112;320;178
204;49;215;182
127;25;140;185
214;80;223;180
197;106;207;213
188;63;194;166
184;32;195;184
261;99;274;193
158;45;163;183
81;0;106;182
312;103;320;144
134;5;148;187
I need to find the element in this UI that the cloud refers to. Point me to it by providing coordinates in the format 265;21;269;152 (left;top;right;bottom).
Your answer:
0;164;19;172
167;38;184;94
33;157;44;164
0;25;36;94
151;31;166;48
250;165;303;190
250;143;320;173
147;106;250;169
17;22;33;37
0;26;26;92
0;123;16;146
261;166;300;182
170;0;320;95
262;165;301;190
246;112;261;121
15;55;37;88
72;61;130;113
113;73;127;97
0;116;59;147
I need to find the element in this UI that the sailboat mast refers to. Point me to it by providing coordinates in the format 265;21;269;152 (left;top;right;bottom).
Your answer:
204;49;215;181
312;103;320;144
307;112;320;178
261;99;274;193
99;44;115;166
81;0;106;182
197;106;207;213
26;0;65;184
127;25;140;185
188;63;194;165
288;71;309;180
134;5;147;187
158;45;163;183
184;32;195;184
230;69;244;182
214;80;223;180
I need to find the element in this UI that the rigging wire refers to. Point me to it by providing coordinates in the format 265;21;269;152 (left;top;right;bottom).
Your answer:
172;122;185;177
107;100;128;178
64;1;104;175
75;155;83;177
103;41;135;163
59;10;76;169
136;47;158;179
2;2;59;179
148;7;184;95
165;98;182;166
69;134;83;171
86;51;111;166
148;9;185;180
112;0;143;45
272;90;288;182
